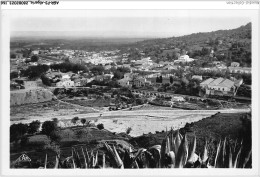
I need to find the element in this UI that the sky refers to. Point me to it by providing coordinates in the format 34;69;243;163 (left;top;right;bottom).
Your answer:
10;10;251;38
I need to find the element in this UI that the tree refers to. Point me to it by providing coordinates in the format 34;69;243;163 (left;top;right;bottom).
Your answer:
71;117;79;125
201;47;210;56
52;118;59;125
156;76;160;83
30;55;39;62
170;76;173;84
41;74;52;86
23;64;50;79
97;123;104;130
41;121;57;137
113;71;124;80
28;120;41;134
159;76;163;83
10;123;29;142
90;66;105;75
80;118;87;126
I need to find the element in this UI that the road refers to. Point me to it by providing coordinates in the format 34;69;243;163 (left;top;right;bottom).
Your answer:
11;107;250;125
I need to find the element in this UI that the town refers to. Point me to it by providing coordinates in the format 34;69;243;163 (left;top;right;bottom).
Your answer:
10;35;251;108
9;22;252;169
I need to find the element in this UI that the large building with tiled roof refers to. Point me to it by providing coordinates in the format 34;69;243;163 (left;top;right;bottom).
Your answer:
200;77;238;96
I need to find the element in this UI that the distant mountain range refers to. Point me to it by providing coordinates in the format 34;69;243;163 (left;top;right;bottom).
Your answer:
11;23;251;58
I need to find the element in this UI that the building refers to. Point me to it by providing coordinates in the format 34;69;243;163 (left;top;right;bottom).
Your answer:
174;54;194;63
132;77;152;88
200;77;237;96
124;72;138;80
117;78;132;88
200;78;214;88
228;67;251;74
171;96;185;102
192;75;203;81
61;74;71;80
230;62;240;67
56;80;74;87
31;50;39;55
74;79;82;87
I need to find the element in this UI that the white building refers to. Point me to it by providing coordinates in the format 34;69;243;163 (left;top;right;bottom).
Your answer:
56;80;75;87
174;54;194;63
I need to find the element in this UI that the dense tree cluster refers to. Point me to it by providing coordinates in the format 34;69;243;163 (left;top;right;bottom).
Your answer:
50;62;88;73
90;65;105;75
21;64;50;79
28;120;41;134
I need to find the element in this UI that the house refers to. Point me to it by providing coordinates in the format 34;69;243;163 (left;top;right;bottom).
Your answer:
230;62;240;67
74;79;82;87
192;75;203;81
61;74;71;80
104;73;114;80
132;77;151;88
31;50;39;55
117;78;132;88
104;65;112;70
124;72;138;80
56;80;74;87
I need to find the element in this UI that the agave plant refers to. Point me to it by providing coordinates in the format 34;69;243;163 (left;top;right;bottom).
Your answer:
37;130;251;169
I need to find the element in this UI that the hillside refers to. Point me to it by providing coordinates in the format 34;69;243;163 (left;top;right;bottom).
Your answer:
135;23;251;49
127;22;251;67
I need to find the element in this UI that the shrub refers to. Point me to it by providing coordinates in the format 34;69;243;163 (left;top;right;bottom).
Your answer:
71;117;79;125
80;118;87;126
41;121;57;136
126;127;132;134
31;55;39;62
28;120;41;134
10;123;29;142
49;131;61;143
52;118;59;126
97;123;104;130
